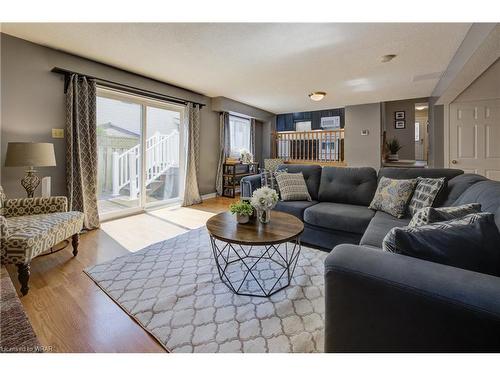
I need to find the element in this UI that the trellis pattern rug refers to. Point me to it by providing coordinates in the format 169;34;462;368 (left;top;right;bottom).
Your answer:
85;227;327;353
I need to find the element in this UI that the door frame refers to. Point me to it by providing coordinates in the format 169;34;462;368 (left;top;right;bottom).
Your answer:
444;104;450;168
97;87;185;222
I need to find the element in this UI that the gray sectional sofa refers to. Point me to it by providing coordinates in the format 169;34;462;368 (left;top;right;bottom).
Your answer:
241;165;500;352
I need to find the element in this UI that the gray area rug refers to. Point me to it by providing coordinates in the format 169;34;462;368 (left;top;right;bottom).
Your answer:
85;227;327;353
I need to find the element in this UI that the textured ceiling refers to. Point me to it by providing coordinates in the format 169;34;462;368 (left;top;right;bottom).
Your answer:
2;23;471;113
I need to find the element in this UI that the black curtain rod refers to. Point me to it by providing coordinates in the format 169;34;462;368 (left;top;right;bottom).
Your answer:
51;67;206;108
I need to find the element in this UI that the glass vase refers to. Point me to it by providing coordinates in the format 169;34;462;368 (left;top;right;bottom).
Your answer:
258;208;271;224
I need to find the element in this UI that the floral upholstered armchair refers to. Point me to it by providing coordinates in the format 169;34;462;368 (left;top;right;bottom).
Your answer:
0;185;84;295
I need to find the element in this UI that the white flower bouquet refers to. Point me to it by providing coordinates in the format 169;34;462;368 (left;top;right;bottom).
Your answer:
251;187;279;223
240;148;253;164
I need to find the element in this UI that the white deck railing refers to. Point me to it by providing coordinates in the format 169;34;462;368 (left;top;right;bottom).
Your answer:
112;130;180;198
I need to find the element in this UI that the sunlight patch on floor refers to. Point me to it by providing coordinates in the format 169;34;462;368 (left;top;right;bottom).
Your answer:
100;205;216;252
100;214;187;252
148;205;216;229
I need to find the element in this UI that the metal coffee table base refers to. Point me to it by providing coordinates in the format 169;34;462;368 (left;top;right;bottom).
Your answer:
209;236;301;297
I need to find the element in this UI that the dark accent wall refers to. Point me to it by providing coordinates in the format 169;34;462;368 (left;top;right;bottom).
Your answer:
276;108;345;131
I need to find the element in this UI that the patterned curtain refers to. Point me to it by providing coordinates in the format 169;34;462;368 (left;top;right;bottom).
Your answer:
182;103;202;206
250;118;256;160
215;112;230;196
65;74;100;230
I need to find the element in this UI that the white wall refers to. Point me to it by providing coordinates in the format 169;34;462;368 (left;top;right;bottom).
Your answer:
344;103;381;170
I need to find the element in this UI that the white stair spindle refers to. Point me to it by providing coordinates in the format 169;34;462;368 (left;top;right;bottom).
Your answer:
112;151;120;196
129;152;137;199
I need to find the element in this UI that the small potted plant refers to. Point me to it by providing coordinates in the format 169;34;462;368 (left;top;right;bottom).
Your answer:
229;200;254;224
386;137;403;161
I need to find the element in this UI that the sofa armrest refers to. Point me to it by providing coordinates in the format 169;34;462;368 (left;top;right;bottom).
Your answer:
240;174;262;199
324;244;500;352
3;196;68;217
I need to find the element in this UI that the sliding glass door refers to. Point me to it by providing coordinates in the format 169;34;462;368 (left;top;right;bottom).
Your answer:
96;88;184;220
144;106;183;208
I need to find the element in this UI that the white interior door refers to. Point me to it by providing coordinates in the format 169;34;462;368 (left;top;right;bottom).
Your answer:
449;99;500;180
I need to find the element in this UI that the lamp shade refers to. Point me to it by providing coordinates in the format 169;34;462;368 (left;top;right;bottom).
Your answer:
5;142;56;167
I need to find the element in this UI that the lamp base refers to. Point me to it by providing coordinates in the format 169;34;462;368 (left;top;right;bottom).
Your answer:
21;168;40;198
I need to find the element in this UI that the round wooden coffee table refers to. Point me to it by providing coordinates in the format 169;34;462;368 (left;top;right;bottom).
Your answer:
206;211;304;297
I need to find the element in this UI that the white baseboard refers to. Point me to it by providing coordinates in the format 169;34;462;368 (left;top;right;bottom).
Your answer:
201;192;217;200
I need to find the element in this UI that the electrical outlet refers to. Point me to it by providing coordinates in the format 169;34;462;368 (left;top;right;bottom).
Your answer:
361;129;369;136
52;128;64;138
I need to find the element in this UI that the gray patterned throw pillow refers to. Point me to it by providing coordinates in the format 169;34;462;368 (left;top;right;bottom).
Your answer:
275;172;311;201
368;177;417;218
263;158;284;173
260;168;286;197
408;203;482;227
407;177;446;217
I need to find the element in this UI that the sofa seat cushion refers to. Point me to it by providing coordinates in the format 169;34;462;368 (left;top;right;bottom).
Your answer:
1;211;84;264
274;200;318;220
360;211;410;248
304;202;375;234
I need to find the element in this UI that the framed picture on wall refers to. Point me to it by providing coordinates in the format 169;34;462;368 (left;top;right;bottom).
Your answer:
395;111;405;120
395;120;406;129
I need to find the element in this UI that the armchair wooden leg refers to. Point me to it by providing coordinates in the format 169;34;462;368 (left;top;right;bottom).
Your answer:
72;233;80;256
16;263;31;296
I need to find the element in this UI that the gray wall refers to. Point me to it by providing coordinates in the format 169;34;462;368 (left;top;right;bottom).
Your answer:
260;117;276;161
427;97;445;168
211;96;275;164
427;59;499;169
383;97;428;160
344;103;381;170
452;58;500;103
211;96;274;122
433;24;498;104
0;33;269;198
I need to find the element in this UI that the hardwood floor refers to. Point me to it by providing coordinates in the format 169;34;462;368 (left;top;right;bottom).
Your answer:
5;196;237;353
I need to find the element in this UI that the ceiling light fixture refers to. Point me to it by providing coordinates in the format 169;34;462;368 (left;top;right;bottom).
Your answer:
381;54;397;63
309;92;326;101
415;105;428;111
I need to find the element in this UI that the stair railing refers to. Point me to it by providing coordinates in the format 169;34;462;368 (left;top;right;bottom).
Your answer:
112;130;180;198
272;129;345;165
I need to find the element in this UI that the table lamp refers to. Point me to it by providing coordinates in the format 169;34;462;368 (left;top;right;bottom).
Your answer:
5;142;56;197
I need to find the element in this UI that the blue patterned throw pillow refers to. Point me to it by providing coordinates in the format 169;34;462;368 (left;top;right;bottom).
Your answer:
369;177;418;218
